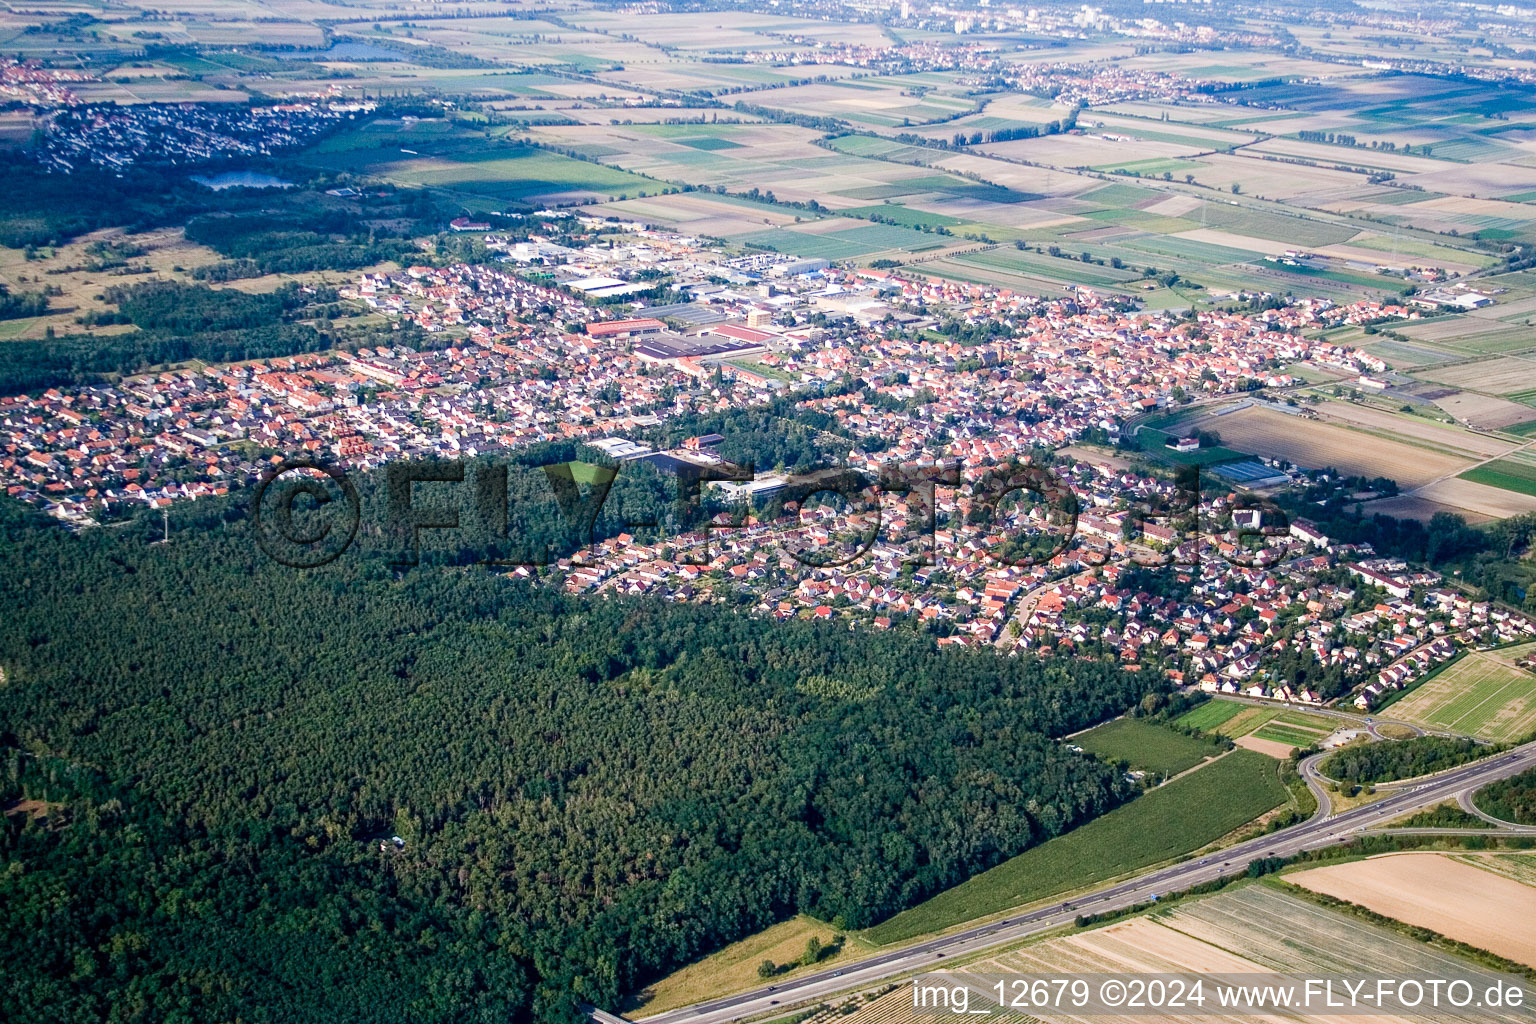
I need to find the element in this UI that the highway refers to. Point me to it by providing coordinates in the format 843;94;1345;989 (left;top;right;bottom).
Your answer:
632;740;1536;1024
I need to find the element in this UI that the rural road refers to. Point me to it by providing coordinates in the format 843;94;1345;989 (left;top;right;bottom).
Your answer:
625;741;1536;1024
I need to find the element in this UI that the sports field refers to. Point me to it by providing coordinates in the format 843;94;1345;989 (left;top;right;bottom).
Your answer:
1388;644;1536;743
862;750;1288;945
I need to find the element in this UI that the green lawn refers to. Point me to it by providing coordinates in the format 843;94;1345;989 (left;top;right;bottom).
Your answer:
1174;698;1248;732
1071;718;1223;775
861;750;1288;945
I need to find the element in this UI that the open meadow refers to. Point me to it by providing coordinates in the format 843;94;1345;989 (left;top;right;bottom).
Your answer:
1069;718;1224;776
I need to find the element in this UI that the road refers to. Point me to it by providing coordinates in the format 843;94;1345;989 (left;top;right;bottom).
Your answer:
631;740;1536;1024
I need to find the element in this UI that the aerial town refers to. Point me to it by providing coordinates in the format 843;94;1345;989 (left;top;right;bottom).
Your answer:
5;216;1529;714
6;2;1536;1022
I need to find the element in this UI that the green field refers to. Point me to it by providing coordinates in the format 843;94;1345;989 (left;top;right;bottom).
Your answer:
1251;723;1326;748
1071;718;1224;776
840;204;965;229
1095;158;1208;176
1460;458;1536;498
862;750;1288;945
1174;698;1248;732
736;228;877;261
1198;204;1357;247
1388;644;1536;743
301;129;658;204
1176;701;1336;750
674;137;743;151
955;248;1141;288
1137;428;1246;466
1117;235;1259;265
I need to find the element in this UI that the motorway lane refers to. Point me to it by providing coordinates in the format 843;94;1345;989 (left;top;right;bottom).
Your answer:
634;741;1536;1024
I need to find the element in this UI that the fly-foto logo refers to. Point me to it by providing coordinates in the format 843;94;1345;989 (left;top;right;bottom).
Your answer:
250;456;1291;572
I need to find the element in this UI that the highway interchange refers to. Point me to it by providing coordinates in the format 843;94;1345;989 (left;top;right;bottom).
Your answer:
633;738;1536;1024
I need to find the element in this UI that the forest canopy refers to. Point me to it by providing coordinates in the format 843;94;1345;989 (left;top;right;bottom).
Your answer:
0;490;1166;1024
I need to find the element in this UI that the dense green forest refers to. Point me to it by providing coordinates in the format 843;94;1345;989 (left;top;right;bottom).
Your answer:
106;280;321;333
0;487;1166;1023
0;160;223;248
0;282;49;321
184;206;425;281
0;320;417;396
1476;768;1536;825
1321;736;1494;784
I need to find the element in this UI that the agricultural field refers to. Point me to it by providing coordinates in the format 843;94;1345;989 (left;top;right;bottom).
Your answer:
1457;852;1536;888
1307;399;1519;460
1408;476;1536;520
1175;700;1338;756
1247;719;1333;750
300;121;659;205
597;193;807;238
735;218;946;260
863;751;1289;945
1461;453;1536;499
1388;643;1536;743
1287;853;1536;968
1423;353;1536;399
1429;391;1536;432
847;885;1536;1024
1172;698;1249;733
737;75;981;128
1069;718;1224;776
1176;405;1473;489
1395;315;1536;357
